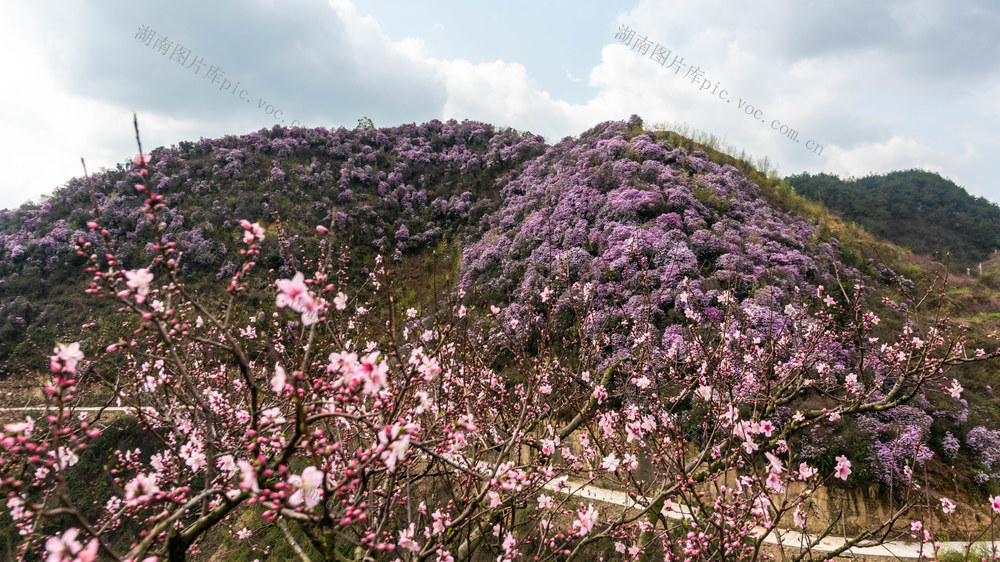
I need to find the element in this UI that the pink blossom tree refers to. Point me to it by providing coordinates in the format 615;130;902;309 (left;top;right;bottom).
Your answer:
3;120;1000;561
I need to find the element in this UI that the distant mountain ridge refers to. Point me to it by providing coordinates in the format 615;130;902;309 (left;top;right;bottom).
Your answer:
786;170;1000;268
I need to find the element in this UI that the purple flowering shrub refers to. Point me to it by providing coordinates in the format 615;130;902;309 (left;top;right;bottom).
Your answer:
460;116;842;373
856;406;935;488
0;119;544;371
966;426;1000;482
942;431;960;459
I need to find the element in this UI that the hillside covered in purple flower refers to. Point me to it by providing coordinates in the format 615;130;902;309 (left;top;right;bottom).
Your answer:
460;116;847;368
0;118;546;367
1;115;999;495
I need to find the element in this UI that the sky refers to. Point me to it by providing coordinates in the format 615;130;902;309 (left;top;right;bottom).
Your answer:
1;0;998;210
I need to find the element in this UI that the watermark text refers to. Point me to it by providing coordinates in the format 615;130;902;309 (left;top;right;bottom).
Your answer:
134;24;300;127
615;25;823;157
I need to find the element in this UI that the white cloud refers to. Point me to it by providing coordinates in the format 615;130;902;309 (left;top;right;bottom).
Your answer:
0;4;196;208
822;136;971;183
1;0;998;209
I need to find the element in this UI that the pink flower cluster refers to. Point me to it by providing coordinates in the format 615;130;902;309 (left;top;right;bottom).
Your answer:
275;272;321;326
327;350;389;395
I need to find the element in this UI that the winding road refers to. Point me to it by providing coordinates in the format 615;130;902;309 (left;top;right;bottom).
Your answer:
547;479;998;560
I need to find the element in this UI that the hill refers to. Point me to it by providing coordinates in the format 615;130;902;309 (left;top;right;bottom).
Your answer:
0;119;546;372
2;117;856;375
786;170;1000;268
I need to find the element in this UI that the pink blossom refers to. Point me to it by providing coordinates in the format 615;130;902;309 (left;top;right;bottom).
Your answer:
537;494;554;509
432;509;448;534
946;379;963;399
184;449;206;471
3;417;33;436
764;452;783;474
235;527;252;540
940;498;956;514
6;497;26;521
288;466;324;508
834;455;852;481
487;491;501;508
77;540;100;562
45;446;78;471
456;414;476;431
122;268;153;304
276;272;319;325
501;531;517;555
540;438;557;456
623;453;639;471
44;528;98;562
240;220;265;243
573;504;598;536
299;296;321;326
751;494;772;526
328;351;359;377
694;384;713;401
260;407;285;426
133;153;151;166
414;390;432;414
270;363;287;393
720;404;740;426
990;496;1000;514
51;342;84;373
793;507;806;528
237;460;259;492
765;471;784;493
732;420;753;441
593;385;608;404
759;420;776;437
397;522;420;552
602;453;621;472
359;351;389;395
218;454;237;477
379;423;412;472
333;291;347;310
125;472;160;505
